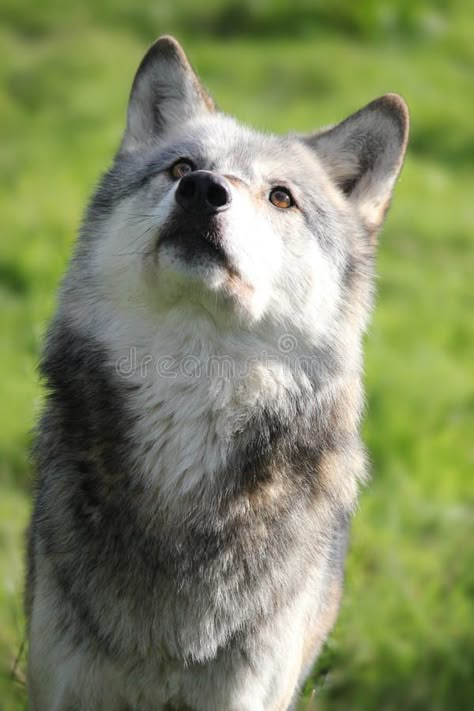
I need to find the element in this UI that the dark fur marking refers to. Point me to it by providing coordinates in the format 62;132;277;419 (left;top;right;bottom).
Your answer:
158;213;228;267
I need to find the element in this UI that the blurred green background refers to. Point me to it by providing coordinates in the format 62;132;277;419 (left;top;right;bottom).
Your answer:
1;1;473;709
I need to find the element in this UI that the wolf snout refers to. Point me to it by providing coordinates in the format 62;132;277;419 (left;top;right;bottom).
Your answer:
175;170;232;215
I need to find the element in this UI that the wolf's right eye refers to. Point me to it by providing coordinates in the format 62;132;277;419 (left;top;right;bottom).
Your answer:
170;160;195;180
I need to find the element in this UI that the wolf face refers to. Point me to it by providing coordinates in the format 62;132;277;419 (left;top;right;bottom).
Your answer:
73;37;407;346
28;37;409;711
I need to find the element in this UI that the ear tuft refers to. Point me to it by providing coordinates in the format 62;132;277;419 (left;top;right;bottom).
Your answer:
121;36;215;152
302;94;409;234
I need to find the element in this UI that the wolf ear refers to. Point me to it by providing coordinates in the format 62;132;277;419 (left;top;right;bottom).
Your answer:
302;94;409;234
120;36;215;152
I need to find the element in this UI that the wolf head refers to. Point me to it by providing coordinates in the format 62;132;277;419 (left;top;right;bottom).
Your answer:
65;36;408;372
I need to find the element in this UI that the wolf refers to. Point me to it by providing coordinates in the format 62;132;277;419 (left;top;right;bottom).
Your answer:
26;36;408;710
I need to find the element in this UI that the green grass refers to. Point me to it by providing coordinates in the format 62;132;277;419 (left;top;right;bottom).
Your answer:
1;2;473;709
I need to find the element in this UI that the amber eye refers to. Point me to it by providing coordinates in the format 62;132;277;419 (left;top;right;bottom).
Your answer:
170;160;195;179
269;187;294;209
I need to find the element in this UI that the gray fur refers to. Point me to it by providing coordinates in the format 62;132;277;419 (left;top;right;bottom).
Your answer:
27;36;409;710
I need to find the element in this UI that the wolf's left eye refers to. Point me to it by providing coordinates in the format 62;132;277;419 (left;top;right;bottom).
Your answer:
269;187;294;209
170;160;195;180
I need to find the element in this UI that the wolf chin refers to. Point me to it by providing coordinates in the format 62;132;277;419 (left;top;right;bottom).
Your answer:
26;36;409;711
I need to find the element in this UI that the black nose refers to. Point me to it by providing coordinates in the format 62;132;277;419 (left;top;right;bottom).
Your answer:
175;171;231;214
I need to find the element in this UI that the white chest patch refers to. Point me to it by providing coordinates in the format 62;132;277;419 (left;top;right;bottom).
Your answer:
93;306;314;505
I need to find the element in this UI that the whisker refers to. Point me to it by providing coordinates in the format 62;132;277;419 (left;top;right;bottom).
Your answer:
130;227;156;247
111;209;160;223
112;250;155;257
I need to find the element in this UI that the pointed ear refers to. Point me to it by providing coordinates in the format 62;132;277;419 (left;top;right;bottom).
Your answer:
120;36;215;152
302;94;409;234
